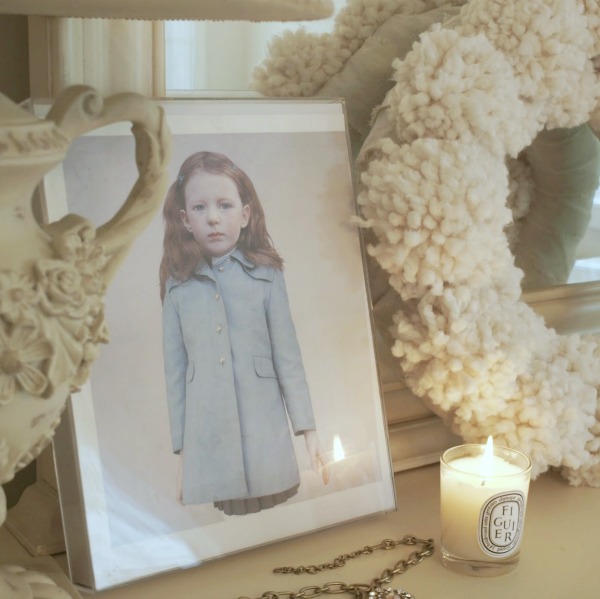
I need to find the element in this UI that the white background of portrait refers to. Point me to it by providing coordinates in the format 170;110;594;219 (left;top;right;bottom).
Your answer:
45;99;396;591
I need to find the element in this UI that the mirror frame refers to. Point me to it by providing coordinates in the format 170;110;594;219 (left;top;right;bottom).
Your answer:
525;281;600;335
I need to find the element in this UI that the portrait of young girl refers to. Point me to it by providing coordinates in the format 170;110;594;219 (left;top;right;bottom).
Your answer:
159;151;328;516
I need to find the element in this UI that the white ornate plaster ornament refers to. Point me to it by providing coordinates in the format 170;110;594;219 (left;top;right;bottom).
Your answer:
255;0;600;485
0;86;171;598
0;563;73;599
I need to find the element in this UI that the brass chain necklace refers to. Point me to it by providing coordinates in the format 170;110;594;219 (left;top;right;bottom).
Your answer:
237;534;434;599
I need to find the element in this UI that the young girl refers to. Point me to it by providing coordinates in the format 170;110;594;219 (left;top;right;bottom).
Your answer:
160;151;327;515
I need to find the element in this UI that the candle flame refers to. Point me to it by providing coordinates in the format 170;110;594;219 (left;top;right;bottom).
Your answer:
480;435;494;478
333;435;345;461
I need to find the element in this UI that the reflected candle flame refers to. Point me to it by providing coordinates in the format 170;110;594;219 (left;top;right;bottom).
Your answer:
333;435;345;461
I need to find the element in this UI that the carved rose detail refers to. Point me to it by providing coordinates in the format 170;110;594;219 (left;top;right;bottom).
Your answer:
48;216;107;297
0;216;110;405
37;260;90;319
0;272;39;325
0;325;53;405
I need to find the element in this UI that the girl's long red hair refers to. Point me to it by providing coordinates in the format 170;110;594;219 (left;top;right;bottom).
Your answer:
159;151;283;301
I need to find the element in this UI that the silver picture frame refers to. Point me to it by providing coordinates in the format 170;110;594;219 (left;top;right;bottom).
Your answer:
40;97;397;592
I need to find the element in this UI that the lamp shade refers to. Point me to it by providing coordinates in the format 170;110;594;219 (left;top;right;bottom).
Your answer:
0;0;334;21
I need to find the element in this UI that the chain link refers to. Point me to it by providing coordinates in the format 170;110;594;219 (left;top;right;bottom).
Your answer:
236;535;434;599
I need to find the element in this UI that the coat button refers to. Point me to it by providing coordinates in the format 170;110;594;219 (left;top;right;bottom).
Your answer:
215;293;221;300
218;266;224;272
219;357;225;365
216;325;223;333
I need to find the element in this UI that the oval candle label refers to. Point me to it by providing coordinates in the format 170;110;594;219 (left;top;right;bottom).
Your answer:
478;491;525;557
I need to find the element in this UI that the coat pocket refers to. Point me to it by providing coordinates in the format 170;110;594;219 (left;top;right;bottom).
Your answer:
186;361;195;383
253;355;276;378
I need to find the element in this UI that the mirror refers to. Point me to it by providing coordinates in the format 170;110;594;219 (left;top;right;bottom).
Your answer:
205;0;600;488
164;12;600;294
163;1;600;486
510;125;600;292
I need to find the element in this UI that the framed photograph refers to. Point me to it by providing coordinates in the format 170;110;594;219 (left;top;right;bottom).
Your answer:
41;98;397;591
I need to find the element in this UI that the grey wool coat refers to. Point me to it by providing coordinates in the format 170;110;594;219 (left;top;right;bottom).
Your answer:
162;249;316;505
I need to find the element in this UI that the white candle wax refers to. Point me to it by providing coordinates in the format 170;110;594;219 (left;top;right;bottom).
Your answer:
450;455;522;477
441;445;531;563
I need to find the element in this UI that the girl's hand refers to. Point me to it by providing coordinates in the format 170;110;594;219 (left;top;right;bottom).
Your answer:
176;450;184;504
303;430;329;485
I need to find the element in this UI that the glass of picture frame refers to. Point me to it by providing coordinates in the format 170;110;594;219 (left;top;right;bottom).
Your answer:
37;97;397;592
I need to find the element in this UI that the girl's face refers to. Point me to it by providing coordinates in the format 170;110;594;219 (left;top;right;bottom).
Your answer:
180;170;250;258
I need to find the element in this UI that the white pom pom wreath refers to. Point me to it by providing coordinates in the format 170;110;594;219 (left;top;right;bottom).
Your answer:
357;0;600;484
458;0;600;129
254;0;600;485
252;0;454;97
358;139;517;298
389;27;536;156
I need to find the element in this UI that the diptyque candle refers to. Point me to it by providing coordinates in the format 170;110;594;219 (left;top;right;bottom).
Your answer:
440;437;532;576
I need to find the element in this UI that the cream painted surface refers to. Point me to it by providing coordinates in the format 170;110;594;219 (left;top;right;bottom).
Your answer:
2;464;598;599
0;0;334;22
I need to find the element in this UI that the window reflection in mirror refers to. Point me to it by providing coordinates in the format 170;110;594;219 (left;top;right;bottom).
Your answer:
165;2;342;93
